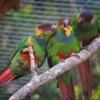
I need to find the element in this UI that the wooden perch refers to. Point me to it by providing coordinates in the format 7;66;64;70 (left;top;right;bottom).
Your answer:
9;37;100;100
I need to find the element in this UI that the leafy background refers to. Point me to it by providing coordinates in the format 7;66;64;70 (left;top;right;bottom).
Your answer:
0;0;100;100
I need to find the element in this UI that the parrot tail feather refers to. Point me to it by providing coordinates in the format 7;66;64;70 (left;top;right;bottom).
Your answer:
58;79;75;100
79;59;93;99
0;67;16;84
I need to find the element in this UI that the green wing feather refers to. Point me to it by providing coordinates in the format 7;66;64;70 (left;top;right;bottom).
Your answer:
9;36;45;65
9;37;28;63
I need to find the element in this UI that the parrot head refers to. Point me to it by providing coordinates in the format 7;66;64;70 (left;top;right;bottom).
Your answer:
35;24;56;38
78;10;94;25
57;18;73;37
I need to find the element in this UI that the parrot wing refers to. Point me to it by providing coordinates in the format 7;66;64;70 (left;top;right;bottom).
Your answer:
8;37;28;64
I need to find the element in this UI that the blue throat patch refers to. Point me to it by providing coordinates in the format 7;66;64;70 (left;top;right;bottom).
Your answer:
55;32;75;43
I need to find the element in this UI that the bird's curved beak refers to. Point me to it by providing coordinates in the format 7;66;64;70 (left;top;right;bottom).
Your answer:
78;17;84;24
77;13;83;24
64;26;73;37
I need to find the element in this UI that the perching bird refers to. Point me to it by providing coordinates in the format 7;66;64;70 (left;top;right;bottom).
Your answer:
35;20;80;100
71;10;100;99
0;36;45;84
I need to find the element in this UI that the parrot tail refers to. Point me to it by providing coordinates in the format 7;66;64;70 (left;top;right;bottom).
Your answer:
79;59;93;99
58;79;75;100
0;67;16;84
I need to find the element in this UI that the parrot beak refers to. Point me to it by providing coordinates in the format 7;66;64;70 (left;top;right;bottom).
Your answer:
91;18;95;24
77;13;83;24
78;17;84;24
64;26;73;37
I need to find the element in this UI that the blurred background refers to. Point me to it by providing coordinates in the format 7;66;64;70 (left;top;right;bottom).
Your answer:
0;0;100;100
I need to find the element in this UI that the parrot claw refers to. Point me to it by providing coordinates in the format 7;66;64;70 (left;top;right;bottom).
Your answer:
81;46;89;52
71;52;80;59
60;59;65;62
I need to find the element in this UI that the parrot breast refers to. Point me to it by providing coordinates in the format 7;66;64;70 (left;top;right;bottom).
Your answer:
21;51;40;64
20;52;30;63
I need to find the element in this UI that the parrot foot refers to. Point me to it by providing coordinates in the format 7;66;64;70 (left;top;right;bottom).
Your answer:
60;59;65;63
81;46;90;52
71;52;80;59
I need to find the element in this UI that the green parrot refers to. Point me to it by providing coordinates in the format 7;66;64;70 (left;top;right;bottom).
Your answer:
35;20;80;100
71;10;100;99
0;36;45;84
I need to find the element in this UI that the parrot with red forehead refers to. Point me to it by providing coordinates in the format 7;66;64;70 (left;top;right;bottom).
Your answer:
0;36;45;84
35;19;80;100
71;10;100;99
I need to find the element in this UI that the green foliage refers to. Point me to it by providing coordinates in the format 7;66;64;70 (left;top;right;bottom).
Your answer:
11;5;33;20
91;89;100;100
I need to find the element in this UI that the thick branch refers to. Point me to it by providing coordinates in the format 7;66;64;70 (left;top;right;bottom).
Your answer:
9;37;100;100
